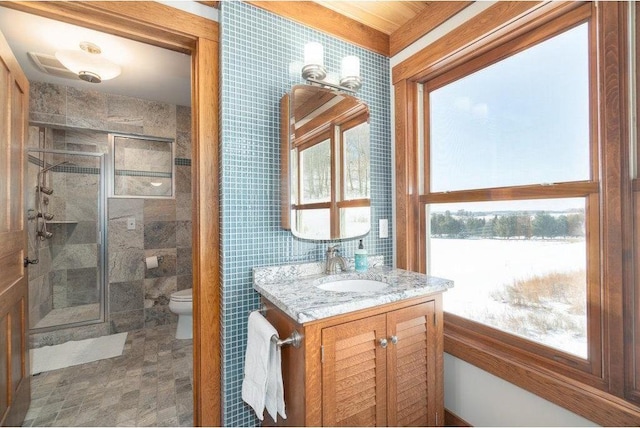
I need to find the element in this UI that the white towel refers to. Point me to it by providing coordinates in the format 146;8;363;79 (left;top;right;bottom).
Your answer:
242;311;287;422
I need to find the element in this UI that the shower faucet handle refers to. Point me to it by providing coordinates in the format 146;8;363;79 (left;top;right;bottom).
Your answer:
23;257;39;267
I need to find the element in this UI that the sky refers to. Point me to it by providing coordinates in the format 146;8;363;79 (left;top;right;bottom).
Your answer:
428;22;590;214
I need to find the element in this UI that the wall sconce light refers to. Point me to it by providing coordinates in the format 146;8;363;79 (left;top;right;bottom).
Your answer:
55;41;121;84
301;42;361;93
302;42;326;80
340;56;361;91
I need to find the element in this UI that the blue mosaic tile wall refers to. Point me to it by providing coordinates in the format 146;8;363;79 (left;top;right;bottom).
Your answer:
220;2;392;425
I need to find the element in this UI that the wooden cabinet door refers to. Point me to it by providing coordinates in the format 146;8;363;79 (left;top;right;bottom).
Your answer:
0;28;30;427
386;301;437;427
322;314;387;426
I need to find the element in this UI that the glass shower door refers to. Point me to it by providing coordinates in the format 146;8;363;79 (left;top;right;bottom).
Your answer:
27;149;105;330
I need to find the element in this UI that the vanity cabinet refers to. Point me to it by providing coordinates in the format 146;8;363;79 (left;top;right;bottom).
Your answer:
262;294;443;427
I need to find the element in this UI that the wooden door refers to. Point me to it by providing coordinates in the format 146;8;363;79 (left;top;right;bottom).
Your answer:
386;301;437;427
322;314;387;426
0;28;30;427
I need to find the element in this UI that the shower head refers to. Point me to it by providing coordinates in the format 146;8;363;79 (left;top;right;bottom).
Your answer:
37;160;76;196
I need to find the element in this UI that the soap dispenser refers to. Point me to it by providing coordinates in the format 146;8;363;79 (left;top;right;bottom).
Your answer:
355;239;368;272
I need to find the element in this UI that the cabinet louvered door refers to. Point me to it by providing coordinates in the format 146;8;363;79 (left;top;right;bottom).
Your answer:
386;301;437;427
322;314;387;426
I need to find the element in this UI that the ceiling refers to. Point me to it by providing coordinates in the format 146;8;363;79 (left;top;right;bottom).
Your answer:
0;6;192;106
313;1;429;35
0;1;431;107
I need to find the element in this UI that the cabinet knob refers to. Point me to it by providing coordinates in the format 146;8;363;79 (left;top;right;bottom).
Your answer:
390;335;398;345
378;338;388;348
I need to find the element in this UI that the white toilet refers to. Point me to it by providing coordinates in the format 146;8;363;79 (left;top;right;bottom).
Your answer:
169;288;193;339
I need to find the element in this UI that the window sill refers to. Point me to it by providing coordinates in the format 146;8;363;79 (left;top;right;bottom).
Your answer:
444;326;640;426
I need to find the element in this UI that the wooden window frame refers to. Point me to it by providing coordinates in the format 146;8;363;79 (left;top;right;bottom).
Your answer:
423;12;602;381
393;1;640;425
626;1;640;407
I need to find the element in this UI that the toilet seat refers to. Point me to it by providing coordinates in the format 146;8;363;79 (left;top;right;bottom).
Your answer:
171;288;192;302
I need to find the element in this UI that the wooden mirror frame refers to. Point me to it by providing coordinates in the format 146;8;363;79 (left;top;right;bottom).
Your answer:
0;2;221;426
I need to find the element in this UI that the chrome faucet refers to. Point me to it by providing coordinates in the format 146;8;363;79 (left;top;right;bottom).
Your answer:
325;245;348;274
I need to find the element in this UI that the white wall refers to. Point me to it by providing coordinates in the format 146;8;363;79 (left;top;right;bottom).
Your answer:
390;3;598;426
444;354;596;426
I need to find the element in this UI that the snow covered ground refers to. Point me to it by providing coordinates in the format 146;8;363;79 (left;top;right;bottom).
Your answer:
429;238;587;358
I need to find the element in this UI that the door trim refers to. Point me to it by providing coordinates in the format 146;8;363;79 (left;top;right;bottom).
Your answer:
0;2;221;426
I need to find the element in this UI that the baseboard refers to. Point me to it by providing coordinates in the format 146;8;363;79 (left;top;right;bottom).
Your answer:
445;409;472;427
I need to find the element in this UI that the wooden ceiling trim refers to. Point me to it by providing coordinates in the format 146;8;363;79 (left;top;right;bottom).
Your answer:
315;1;427;35
389;1;475;57
246;1;390;57
392;1;560;84
197;1;219;8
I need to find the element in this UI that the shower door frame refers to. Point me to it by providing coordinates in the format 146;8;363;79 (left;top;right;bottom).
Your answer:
27;148;107;331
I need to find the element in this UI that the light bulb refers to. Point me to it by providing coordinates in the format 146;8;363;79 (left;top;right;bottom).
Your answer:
301;42;327;81
341;56;360;79
304;42;324;67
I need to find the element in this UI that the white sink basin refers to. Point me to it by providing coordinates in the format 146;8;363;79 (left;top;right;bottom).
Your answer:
317;279;388;293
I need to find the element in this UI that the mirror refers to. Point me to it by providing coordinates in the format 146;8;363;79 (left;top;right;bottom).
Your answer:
281;84;370;240
110;133;175;198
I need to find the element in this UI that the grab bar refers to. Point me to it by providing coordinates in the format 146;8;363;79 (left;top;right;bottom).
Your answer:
271;330;302;348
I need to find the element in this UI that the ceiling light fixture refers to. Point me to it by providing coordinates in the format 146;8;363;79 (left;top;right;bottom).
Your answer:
55;41;121;84
301;42;361;93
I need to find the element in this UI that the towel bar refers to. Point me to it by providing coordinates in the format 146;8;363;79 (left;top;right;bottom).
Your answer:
271;330;302;348
248;304;268;316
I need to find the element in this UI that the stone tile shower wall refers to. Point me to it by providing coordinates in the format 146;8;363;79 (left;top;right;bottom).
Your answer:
220;3;393;425
28;81;192;340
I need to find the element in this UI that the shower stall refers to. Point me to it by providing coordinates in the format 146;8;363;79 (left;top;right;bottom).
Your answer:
27;147;106;332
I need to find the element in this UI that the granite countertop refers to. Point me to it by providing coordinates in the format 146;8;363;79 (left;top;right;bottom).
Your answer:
253;259;454;324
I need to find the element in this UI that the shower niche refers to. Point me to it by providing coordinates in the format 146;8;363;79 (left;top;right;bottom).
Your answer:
110;134;175;198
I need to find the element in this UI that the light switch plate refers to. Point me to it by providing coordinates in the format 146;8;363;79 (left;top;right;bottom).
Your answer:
127;217;136;230
379;218;389;238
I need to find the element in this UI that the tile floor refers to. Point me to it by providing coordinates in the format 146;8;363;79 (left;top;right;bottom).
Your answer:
22;324;193;427
34;303;100;329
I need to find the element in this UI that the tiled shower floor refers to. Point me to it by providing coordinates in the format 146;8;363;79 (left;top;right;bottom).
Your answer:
34;303;100;329
22;324;193;427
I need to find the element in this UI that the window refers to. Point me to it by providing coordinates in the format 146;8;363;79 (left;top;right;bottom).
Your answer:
394;2;640;422
428;24;590;192
300;136;331;204
339;118;371;237
423;20;600;370
291;114;370;240
429;199;588;358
